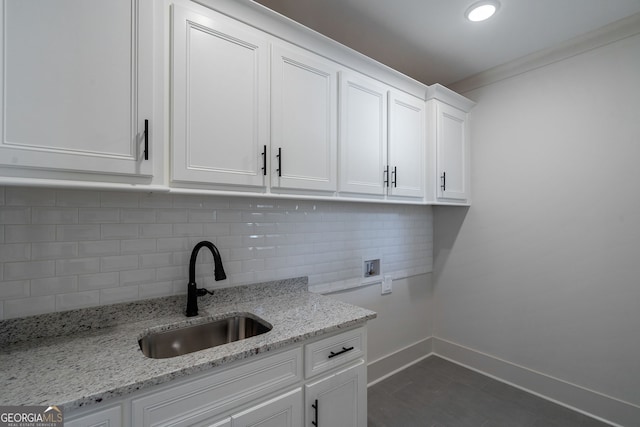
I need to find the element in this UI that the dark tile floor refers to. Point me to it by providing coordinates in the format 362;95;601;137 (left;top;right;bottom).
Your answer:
367;356;612;427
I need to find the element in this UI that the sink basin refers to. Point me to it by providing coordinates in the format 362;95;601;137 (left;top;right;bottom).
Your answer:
139;315;272;359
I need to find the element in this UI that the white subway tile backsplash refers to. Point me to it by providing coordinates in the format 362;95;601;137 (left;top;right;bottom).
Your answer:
5;188;55;206
4;260;55;280
78;272;119;291
55;290;100;311
101;224;139;240
100;285;139;304
56;190;100;207
31;276;78;296
79;208;120;224
78;240;120;257
100;192;139;208
0;207;30;224
0;187;433;319
56;258;100;276
0;244;30;262
100;254;139;272
121;239;156;254
56;225;101;241
0;280;29;299
31;207;78;224
4;295;56;319
5;225;56;243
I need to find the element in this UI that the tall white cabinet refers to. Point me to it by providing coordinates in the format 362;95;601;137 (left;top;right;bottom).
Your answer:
0;0;154;179
171;4;269;189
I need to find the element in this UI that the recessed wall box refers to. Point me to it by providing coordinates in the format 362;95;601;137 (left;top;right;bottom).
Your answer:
362;257;382;284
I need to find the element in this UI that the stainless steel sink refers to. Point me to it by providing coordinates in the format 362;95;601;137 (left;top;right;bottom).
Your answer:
139;315;272;359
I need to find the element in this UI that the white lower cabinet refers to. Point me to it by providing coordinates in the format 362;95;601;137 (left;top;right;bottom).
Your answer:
66;327;367;427
65;405;122;427
305;361;366;427
231;387;302;427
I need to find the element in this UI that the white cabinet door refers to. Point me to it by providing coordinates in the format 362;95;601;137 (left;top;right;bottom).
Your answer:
305;360;367;427
65;405;122;427
231;388;302;427
388;91;425;199
0;0;153;177
435;101;470;202
171;4;269;188
271;43;338;193
338;71;388;196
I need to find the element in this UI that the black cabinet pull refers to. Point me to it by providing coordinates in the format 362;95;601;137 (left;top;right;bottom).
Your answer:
312;399;318;426
328;346;354;359
144;119;149;160
392;166;397;187
441;171;446;191
276;147;282;177
261;145;267;176
383;166;389;187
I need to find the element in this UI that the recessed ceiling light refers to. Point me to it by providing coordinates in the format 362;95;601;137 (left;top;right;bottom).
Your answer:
465;1;500;22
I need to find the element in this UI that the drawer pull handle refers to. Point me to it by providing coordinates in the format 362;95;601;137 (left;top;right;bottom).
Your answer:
312;399;318;426
328;346;354;359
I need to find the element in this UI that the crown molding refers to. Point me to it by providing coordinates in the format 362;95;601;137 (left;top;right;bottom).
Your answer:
449;12;640;95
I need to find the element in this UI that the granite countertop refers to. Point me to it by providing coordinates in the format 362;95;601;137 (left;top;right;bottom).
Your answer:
0;277;376;410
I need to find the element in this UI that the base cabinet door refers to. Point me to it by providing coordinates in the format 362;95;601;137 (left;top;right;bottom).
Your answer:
65;405;122;427
0;0;154;178
305;360;367;427
231;388;303;427
171;3;269;188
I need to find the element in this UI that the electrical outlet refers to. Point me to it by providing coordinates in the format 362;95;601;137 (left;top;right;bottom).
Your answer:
381;276;392;295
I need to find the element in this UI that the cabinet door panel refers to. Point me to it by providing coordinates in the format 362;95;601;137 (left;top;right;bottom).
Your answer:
0;0;152;176
172;5;268;187
436;102;469;201
231;388;302;427
388;91;425;199
338;71;387;196
305;360;366;427
271;44;337;192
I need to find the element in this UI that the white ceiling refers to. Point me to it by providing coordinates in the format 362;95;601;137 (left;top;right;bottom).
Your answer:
253;0;640;86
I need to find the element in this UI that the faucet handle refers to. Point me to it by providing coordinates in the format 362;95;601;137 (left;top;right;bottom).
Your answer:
196;288;214;297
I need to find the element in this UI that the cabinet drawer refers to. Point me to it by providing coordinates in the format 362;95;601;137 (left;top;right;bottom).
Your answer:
131;347;302;427
304;327;366;378
65;404;122;427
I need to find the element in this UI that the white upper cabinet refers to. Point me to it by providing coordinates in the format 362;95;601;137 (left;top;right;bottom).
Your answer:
0;0;154;178
271;43;338;193
388;90;425;199
426;84;475;204
338;71;388;197
171;4;269;189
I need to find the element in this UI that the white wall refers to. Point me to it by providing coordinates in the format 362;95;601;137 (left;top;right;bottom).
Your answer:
433;32;640;423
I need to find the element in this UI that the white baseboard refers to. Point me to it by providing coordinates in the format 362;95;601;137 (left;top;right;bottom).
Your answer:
367;337;433;386
432;337;639;427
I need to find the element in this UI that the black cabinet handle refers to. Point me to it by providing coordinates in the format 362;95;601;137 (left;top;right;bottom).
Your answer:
441;171;446;191
383;166;389;187
392;166;397;187
312;399;318;426
144;119;149;160
276;147;282;177
328;346;354;359
261;145;267;176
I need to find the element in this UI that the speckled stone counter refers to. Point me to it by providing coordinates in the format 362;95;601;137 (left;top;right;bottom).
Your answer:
0;277;376;410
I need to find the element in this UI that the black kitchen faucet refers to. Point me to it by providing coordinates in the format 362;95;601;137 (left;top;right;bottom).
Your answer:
186;241;226;317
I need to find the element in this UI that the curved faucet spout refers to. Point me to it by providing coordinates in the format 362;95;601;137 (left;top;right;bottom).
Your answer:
186;241;226;317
